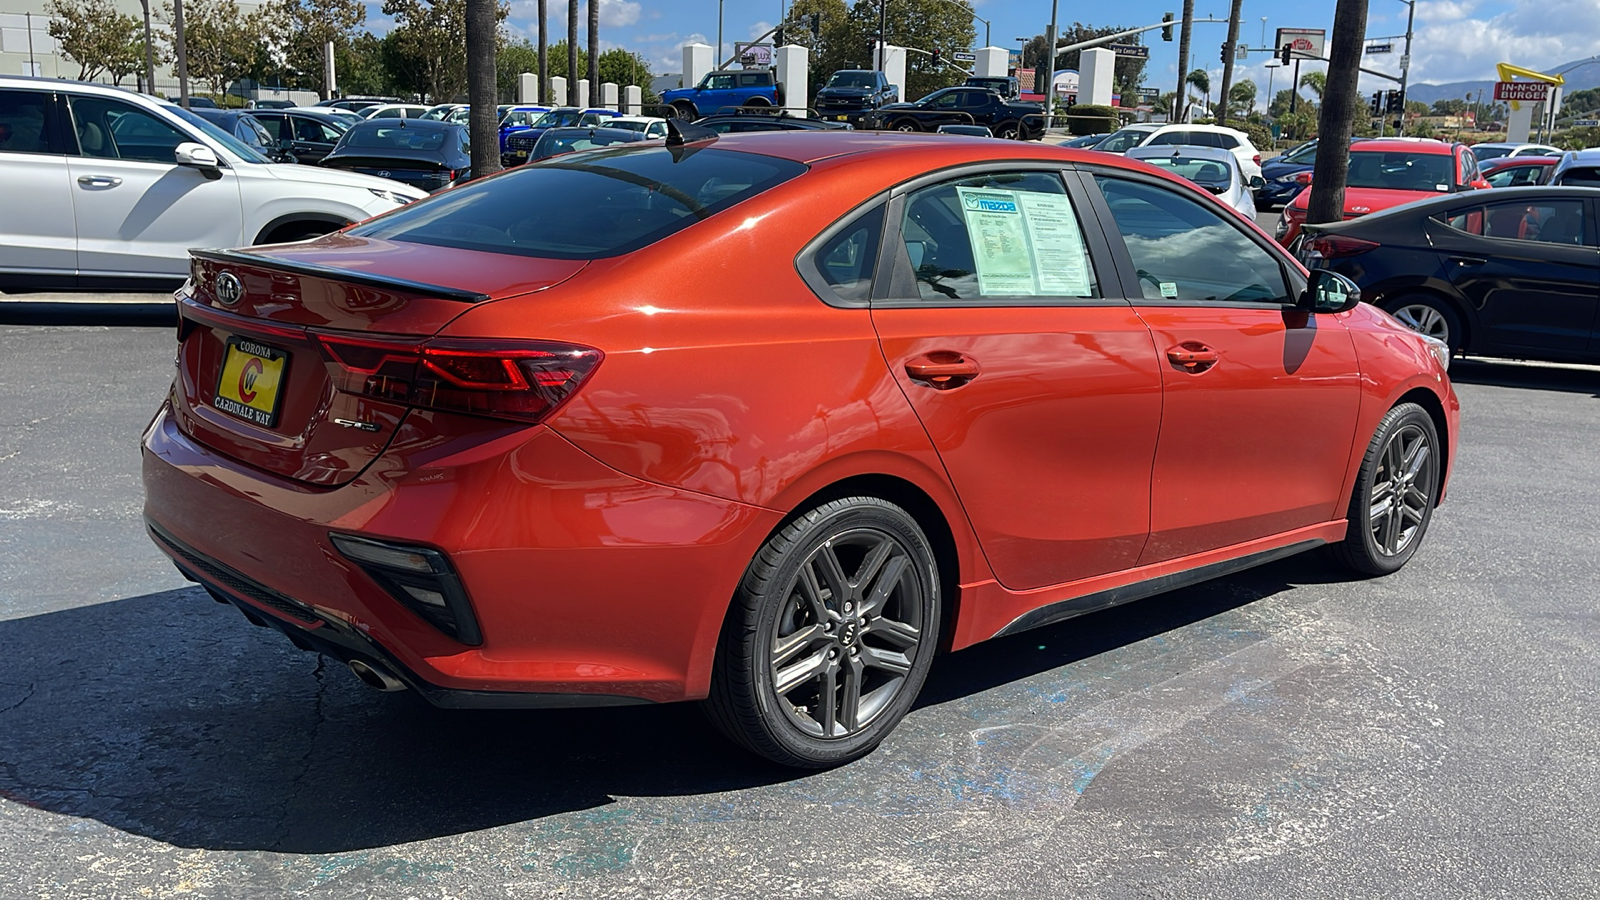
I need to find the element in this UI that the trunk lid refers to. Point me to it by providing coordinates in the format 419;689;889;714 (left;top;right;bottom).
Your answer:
173;238;588;486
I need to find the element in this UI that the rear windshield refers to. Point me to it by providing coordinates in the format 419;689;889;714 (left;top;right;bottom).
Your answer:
1471;146;1511;161
532;110;584;128
1557;166;1600;187
827;72;878;88
1346;151;1453;192
1095;128;1155;154
347;145;806;259
1138;154;1233;187
535;129;640;157
346;124;450;151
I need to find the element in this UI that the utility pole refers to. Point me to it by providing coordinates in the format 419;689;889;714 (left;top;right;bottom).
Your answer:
717;0;724;68
1044;0;1058;122
1216;0;1242;126
537;0;548;104
878;0;890;72
466;0;500;178
1306;0;1368;226
139;0;155;95
567;0;578;99
1174;0;1193;121
173;0;189;107
1397;0;1414;128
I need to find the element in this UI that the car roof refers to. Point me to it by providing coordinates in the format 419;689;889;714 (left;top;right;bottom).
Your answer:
1351;138;1456;154
1482;155;1557;168
609;116;665;124
1126;144;1235;162
351;117;460;131
672;130;1196;171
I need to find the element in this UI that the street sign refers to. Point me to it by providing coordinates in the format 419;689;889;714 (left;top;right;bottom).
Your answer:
1137;86;1161;100
1399;54;1410;70
1109;43;1150;59
1275;27;1326;60
1494;81;1551;102
952;51;976;62
1365;42;1393;54
1576;119;1600;127
1236;45;1247;60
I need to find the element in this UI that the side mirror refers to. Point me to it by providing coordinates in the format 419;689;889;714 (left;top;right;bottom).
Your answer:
1248;174;1266;190
175;142;220;170
1301;269;1361;314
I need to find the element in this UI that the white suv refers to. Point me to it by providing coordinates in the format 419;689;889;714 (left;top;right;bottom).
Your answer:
1091;123;1263;181
0;77;427;293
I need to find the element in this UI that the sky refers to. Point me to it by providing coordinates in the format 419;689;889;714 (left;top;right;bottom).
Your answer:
363;0;1600;101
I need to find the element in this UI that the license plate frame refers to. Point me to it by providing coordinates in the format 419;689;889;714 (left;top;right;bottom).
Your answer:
213;336;289;428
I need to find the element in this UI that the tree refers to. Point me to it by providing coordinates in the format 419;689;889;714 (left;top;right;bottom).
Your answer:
337;31;389;96
1306;0;1367;226
1037;23;1152;99
497;38;539;101
466;0;497;179
586;0;599;106
1215;0;1242;126
270;0;366;100
1227;78;1256;117
598;47;656;103
537;0;547;103
46;0;141;82
1298;69;1326;101
1186;68;1209;114
383;0;505;102
566;0;578;96
162;0;256;97
1430;97;1468;116
778;0;852;91
1174;0;1193;119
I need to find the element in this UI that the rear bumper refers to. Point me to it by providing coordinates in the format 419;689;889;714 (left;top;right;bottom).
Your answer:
142;402;782;705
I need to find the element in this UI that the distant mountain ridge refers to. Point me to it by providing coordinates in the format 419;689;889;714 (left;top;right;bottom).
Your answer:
1404;57;1600;106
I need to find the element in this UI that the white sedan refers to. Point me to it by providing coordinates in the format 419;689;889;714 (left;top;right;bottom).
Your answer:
1125;144;1259;220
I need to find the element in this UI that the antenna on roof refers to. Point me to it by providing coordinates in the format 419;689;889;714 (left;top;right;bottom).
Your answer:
665;118;719;147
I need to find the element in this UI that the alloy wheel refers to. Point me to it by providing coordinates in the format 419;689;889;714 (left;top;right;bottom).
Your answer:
1392;303;1450;345
1367;422;1435;557
768;528;924;739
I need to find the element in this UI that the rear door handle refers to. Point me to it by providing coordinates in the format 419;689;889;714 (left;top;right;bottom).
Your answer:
1449;255;1486;266
905;353;980;389
1166;342;1219;373
77;175;122;187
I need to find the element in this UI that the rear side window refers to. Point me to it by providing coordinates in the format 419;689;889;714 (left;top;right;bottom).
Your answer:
0;89;59;154
806;204;885;304
347;146;806;259
1556;166;1600;188
1439;200;1587;245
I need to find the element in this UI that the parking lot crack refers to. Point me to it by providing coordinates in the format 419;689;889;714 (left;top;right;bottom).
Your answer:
271;657;327;850
0;682;35;715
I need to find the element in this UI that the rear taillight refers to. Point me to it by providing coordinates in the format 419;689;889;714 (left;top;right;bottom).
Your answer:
314;333;601;424
1253;153;1261;166
1304;234;1380;259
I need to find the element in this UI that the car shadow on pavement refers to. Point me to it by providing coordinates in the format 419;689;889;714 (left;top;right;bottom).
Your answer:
0;554;1343;854
1448;358;1600;397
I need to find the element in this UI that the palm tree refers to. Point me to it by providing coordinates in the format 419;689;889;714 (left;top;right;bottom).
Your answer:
465;0;499;178
1173;0;1194;120
1187;68;1210;118
1306;0;1369;225
1229;79;1257;117
1300;70;1326;103
567;0;579;103
1215;0;1243;126
587;0;599;106
537;0;547;104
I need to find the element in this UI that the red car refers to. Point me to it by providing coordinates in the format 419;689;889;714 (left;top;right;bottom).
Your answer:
144;131;1460;768
1479;155;1558;187
1275;138;1491;249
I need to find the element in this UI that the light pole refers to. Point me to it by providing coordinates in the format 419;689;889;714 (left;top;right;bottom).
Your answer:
1396;0;1414;124
1017;36;1028;73
717;0;723;66
1265;57;1279;110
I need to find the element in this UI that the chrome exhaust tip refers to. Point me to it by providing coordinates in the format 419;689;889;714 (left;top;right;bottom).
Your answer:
348;658;407;692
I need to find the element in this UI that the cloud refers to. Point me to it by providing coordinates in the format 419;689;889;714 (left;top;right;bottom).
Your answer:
1406;0;1600;83
600;0;641;28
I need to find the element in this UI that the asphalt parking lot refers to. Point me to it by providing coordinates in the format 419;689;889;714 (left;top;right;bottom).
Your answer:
2;315;1598;898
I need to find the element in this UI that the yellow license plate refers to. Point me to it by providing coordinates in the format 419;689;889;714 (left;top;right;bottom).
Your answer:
835;115;849;121
515;149;528;157
214;337;288;427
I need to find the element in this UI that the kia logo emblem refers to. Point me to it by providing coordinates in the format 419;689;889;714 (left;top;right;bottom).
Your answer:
215;272;243;306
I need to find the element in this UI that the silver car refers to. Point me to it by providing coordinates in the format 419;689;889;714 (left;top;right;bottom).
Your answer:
1125;144;1260;220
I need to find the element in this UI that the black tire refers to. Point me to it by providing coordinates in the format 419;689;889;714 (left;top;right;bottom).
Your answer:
1330;402;1441;577
743;98;772;108
705;496;940;768
1382;294;1464;353
667;102;697;121
892;118;920;133
995;122;1020;140
257;222;340;245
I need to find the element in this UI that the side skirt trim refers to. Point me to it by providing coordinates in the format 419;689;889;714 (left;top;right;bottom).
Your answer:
992;539;1325;638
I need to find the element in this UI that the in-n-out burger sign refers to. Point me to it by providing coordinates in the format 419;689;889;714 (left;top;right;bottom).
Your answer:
1494;81;1552;103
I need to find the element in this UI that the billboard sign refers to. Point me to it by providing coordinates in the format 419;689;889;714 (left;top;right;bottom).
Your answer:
1052;69;1079;96
1275;28;1326;60
735;42;772;68
1494;81;1551;103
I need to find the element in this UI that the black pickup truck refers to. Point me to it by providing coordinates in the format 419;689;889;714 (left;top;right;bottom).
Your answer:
813;69;898;124
862;87;1044;139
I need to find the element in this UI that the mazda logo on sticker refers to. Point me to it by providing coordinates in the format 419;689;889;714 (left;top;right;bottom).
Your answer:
215;272;243;306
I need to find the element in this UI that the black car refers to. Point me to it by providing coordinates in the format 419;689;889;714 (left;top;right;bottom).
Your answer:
1303;186;1600;361
692;110;852;133
189;109;293;162
813;69;897;124
246;108;350;164
320;118;471;194
863;87;1043;140
529;126;646;161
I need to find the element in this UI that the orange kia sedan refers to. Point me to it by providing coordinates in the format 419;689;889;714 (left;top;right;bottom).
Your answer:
143;128;1459;767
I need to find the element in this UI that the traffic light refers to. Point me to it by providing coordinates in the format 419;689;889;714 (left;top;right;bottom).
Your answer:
1220;43;1229;65
809;13;821;37
1162;12;1174;42
1385;90;1403;114
931;48;942;66
1279;44;1292;65
774;25;785;46
1370;92;1382;116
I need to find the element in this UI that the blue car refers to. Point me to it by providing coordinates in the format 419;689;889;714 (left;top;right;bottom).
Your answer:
1258;137;1370;207
501;107;621;166
497;105;550;155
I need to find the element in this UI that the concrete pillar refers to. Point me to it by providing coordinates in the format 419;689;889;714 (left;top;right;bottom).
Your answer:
1080;47;1115;107
576;79;591;108
877;43;907;103
775;44;809;115
601;82;619;110
550;76;568;106
1507;102;1534;143
974;46;1008;78
624;85;642;116
683;42;714;91
517;72;537;104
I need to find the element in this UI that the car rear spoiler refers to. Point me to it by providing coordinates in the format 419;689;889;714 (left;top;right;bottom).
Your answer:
190;248;492;304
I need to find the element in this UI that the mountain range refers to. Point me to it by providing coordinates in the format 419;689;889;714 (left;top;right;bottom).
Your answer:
1402;57;1600;107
